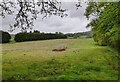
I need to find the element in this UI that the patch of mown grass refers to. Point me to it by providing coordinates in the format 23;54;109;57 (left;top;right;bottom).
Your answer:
2;39;119;80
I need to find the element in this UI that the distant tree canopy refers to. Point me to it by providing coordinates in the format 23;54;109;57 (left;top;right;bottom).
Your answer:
0;31;11;43
14;32;67;42
85;2;120;51
65;31;92;38
33;30;40;33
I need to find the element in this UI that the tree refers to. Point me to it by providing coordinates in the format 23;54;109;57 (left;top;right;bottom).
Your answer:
0;0;83;31
34;30;40;33
14;32;67;42
85;2;120;51
0;30;11;43
0;0;68;32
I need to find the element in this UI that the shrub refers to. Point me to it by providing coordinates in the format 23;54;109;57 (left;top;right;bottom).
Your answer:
0;30;11;43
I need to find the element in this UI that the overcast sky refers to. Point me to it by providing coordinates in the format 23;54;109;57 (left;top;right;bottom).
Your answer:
1;2;91;34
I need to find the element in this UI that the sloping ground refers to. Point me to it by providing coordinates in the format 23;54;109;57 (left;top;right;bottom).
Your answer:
2;39;119;80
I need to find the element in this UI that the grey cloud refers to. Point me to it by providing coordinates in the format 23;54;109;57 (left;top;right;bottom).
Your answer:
2;2;90;34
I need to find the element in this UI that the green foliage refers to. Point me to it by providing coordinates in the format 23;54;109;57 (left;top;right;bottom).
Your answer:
85;2;120;51
84;2;107;19
14;32;67;42
65;31;92;39
0;30;11;43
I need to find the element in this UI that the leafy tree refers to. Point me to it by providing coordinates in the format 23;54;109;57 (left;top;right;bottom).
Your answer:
14;32;67;42
0;0;83;31
0;30;11;43
0;0;68;32
85;2;120;51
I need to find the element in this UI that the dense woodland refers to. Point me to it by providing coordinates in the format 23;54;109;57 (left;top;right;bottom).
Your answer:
1;30;91;43
0;30;91;43
14;32;67;42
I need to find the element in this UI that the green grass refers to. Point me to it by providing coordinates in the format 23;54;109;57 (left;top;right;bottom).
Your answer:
2;38;119;80
9;35;15;43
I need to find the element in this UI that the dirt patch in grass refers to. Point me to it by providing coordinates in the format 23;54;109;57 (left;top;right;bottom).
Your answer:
52;44;67;52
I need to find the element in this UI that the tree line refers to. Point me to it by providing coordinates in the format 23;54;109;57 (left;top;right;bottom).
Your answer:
0;30;67;43
1;30;92;43
14;32;67;42
65;31;92;38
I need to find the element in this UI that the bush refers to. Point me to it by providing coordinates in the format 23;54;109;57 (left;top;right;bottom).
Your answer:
14;32;67;42
0;31;11;43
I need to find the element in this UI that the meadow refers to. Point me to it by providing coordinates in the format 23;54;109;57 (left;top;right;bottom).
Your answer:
2;38;119;80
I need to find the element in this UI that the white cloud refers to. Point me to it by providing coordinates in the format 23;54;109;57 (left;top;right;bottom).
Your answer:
2;2;90;34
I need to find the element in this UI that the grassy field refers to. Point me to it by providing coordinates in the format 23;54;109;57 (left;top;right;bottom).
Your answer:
2;38;119;80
